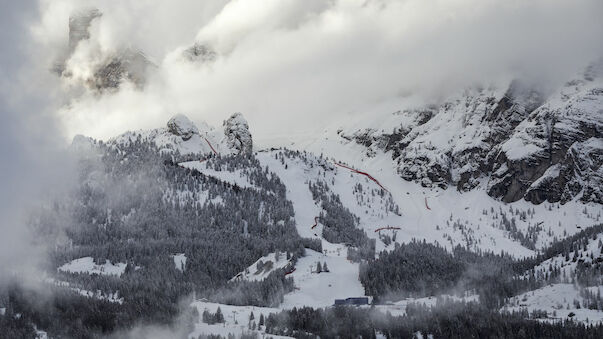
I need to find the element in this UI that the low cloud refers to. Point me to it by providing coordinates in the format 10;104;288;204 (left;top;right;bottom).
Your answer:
28;0;603;143
0;0;74;284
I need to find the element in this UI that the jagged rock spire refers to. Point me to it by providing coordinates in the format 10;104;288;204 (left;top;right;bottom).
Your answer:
224;113;253;154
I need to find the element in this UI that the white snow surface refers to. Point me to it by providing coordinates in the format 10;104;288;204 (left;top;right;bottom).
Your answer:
173;253;187;272
503;284;603;324
522;232;603;289
112;125;221;156
230;252;291;283
282;245;366;309
179;160;260;191
374;294;479;317
35;329;48;339
252;145;601;319
258;148;601;258
256;152;323;239
58;257;127;277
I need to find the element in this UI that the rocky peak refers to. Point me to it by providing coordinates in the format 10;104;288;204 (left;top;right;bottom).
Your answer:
167;114;199;141
486;80;545;124
70;134;96;153
68;8;101;52
90;48;149;90
183;43;217;63
340;64;602;205
59;8;151;91
224;113;253;154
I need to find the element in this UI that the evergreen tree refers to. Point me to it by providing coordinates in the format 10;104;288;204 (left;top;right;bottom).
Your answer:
215;307;224;323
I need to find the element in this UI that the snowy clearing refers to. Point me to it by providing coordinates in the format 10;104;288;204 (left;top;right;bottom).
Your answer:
503;284;603;324
173;253;187;272
230;252;292;283
58;257;127;277
282;245;366;309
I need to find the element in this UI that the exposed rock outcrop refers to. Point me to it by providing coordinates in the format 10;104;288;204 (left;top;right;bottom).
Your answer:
68;8;101;52
341;63;603;205
183;43;217;63
488;68;603;203
109;113;254;157
167;114;199;141
59;8;151;91
224;113;253;154
485;79;545;145
523;138;602;204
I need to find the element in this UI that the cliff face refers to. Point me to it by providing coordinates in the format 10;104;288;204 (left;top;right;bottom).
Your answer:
224;113;253;154
58;8;151;92
488;66;603;204
68;8;102;52
341;64;603;205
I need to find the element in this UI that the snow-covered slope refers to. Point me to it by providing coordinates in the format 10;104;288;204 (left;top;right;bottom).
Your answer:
282;244;366;309
503;284;603;324
58;257;127;277
179;160;261;191
64;97;601;333
298;63;603;206
257;148;600;257
527;232;603;282
230;252;292;283
86;108;601;268
498;232;603;323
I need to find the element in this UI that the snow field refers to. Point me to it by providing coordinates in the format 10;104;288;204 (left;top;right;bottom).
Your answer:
230;252;292;283
58;257;127;277
503;284;603;324
189;301;292;339
281;246;366;309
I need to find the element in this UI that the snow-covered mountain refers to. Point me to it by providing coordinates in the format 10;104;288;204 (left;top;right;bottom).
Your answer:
330;63;602;206
111;111;599;257
109;112;253;156
11;98;599;338
74;76;595;336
